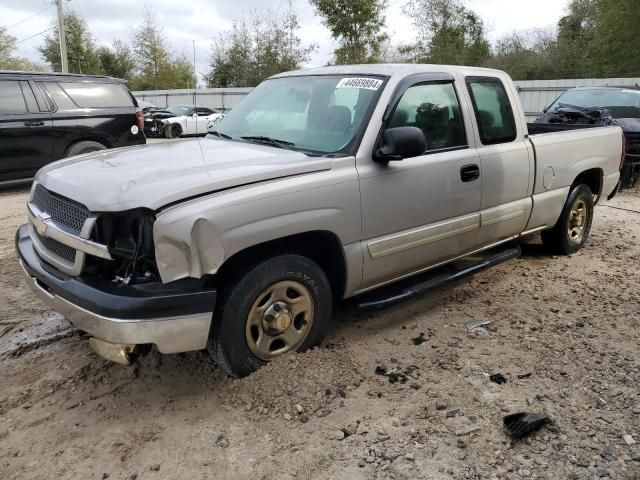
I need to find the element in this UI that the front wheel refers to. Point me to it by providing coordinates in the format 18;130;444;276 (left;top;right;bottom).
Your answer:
541;184;594;255
164;123;182;139
208;254;332;378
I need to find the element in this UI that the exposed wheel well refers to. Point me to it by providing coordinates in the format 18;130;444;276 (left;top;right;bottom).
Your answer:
572;168;603;197
214;231;348;300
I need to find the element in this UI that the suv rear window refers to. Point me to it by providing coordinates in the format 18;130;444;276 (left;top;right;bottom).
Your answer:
0;80;28;114
58;82;133;108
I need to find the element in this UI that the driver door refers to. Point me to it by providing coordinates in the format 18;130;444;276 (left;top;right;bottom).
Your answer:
183;110;198;135
195;108;213;134
357;76;482;289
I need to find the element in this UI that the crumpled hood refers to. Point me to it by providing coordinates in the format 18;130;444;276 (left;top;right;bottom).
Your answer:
615;117;640;133
36;138;333;212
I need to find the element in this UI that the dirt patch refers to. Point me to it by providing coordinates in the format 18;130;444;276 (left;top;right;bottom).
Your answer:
1;187;639;479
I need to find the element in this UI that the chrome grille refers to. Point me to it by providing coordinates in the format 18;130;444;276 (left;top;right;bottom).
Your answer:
31;184;90;234
34;231;76;265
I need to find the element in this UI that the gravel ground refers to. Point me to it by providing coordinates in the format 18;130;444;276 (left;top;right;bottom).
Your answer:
1;186;639;480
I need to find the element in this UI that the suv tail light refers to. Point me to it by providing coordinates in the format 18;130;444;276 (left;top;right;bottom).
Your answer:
621;131;627;170
136;109;143;130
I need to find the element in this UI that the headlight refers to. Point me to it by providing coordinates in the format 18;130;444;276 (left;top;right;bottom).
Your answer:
91;209;158;284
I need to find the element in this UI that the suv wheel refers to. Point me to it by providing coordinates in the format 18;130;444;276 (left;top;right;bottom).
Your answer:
541;184;594;255
208;254;332;378
164;124;182;139
65;140;107;157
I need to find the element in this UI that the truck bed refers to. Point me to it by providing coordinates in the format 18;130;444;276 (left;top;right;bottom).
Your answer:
526;122;599;135
527;126;623;196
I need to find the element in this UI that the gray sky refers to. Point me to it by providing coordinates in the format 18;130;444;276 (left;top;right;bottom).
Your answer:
2;0;570;81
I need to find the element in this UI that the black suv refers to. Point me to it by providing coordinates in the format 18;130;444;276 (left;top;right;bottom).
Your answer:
0;71;146;185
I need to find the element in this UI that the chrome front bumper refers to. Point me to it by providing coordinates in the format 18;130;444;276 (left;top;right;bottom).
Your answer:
18;258;212;354
16;225;215;358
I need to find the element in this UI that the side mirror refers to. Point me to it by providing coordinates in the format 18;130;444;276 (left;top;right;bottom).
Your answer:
374;126;427;162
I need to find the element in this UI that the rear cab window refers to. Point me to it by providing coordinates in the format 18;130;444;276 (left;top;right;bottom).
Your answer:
466;77;517;145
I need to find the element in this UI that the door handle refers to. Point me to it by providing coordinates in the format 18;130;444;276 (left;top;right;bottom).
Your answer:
460;164;480;182
24;121;44;127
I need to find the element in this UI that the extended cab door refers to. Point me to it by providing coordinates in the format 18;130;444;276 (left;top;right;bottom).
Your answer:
0;78;53;181
462;75;534;245
357;74;482;290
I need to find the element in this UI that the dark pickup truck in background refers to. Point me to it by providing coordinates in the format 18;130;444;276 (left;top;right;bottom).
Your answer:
0;71;146;186
533;86;640;187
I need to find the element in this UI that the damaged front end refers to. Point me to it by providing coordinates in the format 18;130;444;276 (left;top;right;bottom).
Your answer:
536;103;616;126
17;189;217;362
88;209;160;285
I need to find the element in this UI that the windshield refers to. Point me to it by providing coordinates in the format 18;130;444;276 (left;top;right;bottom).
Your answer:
213;75;385;154
551;89;640;110
165;106;191;116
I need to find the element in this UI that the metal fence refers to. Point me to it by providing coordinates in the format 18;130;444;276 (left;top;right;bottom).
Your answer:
133;77;640;120
132;87;253;112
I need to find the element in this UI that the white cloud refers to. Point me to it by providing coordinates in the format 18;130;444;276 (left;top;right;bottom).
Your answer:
2;0;570;77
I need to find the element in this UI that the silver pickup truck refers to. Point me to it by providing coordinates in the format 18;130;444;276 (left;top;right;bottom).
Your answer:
16;64;623;377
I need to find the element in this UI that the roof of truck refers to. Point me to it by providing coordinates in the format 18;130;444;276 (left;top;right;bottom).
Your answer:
272;63;507;79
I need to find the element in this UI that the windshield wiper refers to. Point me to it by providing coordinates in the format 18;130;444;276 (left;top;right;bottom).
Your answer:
209;130;233;140
240;135;296;150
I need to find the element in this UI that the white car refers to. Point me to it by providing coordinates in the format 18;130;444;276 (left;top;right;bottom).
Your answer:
206;113;226;132
158;106;224;138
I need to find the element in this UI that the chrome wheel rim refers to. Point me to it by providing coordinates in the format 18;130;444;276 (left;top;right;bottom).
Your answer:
567;199;588;244
245;281;314;361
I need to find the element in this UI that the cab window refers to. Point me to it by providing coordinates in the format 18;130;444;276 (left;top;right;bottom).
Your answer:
388;81;467;152
466;77;517;145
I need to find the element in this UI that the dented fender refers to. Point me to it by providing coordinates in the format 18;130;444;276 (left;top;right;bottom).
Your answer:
152;158;364;293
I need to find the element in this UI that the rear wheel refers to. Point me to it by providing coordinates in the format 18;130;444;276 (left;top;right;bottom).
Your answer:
541;184;594;255
65;140;107;157
208;254;332;378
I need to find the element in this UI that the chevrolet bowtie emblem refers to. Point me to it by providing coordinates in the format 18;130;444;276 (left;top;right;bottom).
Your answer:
34;212;52;236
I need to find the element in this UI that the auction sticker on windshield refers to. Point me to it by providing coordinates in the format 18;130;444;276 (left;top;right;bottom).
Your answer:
337;78;383;91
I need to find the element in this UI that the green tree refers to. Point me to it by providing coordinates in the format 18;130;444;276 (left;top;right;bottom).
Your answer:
487;29;559;80
204;4;315;87
0;25;45;71
403;0;490;66
130;9;196;90
310;0;388;64
97;40;135;80
587;0;640;77
552;0;598;78
205;18;253;87
39;12;101;74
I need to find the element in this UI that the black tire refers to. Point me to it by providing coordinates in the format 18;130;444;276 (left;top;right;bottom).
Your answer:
65;140;107;157
164;124;182;139
541;184;594;255
208;254;332;378
621;164;640;189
